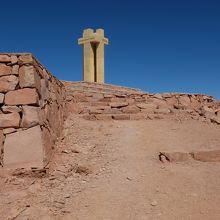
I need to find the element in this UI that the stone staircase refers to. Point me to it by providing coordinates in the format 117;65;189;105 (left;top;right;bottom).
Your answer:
63;81;145;96
64;81;220;123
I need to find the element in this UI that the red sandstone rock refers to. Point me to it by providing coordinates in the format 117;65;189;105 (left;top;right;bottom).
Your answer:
74;93;87;102
190;97;201;110
178;96;191;108
110;102;129;108
3;128;16;135
0;64;12;76
19;66;41;91
0;130;4;147
3;125;44;168
12;65;19;75
21;106;40;128
152;99;168;109
112;114;130;120
200;106;215;119
211;116;220;124
136;103;157;109
5;88;39;105
166;97;178;107
18;54;33;64
103;108;122;114
89;108;103;114
40;79;49;101
1;105;21;113
0;93;4;104
191;150;220;162
159;151;191;162
130;113;147;120
0;112;20;128
121;105;140;114
154;108;171;114
11;55;18;64
0;75;18;92
0;55;11;62
95;114;112;120
92;93;104;100
153;93;163;99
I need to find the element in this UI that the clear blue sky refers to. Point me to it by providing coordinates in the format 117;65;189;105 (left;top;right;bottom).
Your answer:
0;0;219;99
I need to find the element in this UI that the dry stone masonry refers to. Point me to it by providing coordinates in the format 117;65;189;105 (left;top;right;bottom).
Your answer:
0;53;66;169
0;53;220;170
64;81;220;123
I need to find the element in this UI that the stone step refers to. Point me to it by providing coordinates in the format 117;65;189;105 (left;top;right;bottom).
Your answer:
80;113;149;121
63;81;145;95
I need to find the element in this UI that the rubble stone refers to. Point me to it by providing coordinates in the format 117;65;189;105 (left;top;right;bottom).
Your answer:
21;106;40;128
112;114;130;120
0;93;4;104
11;55;18;64
0;112;20;128
18;54;33;64
19;65;41;91
1;105;21;113
5;88;39;105
0;75;18;92
0;55;11;62
110;102;128;108
0;64;12;76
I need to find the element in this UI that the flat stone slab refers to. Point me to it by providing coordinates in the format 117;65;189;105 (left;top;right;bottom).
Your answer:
159;150;220;163
3;125;44;169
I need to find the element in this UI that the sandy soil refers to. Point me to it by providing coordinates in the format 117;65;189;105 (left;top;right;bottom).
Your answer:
1;115;220;220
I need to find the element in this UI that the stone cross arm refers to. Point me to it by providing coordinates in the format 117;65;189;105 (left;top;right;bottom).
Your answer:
78;28;109;45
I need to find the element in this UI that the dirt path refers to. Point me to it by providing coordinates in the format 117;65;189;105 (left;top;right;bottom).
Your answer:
1;116;220;220
65;119;220;220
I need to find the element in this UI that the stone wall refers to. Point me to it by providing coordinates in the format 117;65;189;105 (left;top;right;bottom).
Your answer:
0;53;66;168
65;81;220;124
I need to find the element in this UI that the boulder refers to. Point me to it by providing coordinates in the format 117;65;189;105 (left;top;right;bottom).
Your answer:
0;75;18;92
0;112;20;128
0;64;12;76
3;125;44;168
5;88;39;105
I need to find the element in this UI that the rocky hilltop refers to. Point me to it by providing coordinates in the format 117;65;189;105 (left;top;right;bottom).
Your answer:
0;54;220;220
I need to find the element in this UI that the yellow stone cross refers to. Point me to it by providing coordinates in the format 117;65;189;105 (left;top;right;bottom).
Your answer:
78;28;109;83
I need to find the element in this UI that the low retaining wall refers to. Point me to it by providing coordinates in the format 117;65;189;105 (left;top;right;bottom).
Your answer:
0;53;66;168
65;82;220;124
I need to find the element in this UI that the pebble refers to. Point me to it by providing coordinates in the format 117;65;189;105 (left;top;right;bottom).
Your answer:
126;177;133;181
151;201;158;206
